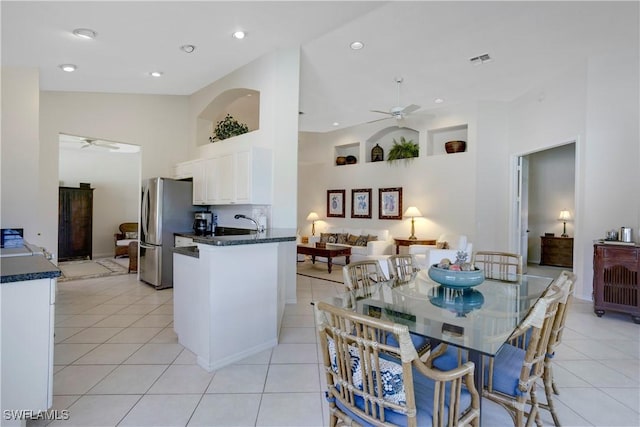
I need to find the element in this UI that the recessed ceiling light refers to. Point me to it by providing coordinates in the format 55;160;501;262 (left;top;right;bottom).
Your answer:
180;44;196;53
72;28;97;39
149;71;163;77
332;122;340;127
350;41;364;50
232;31;246;40
434;98;444;104
59;64;77;72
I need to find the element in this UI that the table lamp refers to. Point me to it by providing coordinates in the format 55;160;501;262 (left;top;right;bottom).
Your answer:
306;212;320;236
558;210;571;237
403;206;422;240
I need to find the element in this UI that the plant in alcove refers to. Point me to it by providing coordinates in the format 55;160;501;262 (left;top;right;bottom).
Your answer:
209;114;249;142
387;136;419;164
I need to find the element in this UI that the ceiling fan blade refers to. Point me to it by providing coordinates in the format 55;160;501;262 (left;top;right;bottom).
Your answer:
94;142;120;150
370;109;392;116
401;104;421;115
366;116;392;124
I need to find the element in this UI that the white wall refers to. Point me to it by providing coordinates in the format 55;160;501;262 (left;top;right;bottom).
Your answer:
59;148;140;258
1;68;41;244
527;144;576;262
298;104;477;242
188;48;300;229
508;52;639;300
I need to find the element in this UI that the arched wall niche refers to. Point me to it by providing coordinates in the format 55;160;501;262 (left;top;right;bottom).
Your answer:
365;125;419;162
197;88;260;146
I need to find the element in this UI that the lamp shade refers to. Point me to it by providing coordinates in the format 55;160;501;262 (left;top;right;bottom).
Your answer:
403;206;422;218
306;212;320;221
558;210;571;221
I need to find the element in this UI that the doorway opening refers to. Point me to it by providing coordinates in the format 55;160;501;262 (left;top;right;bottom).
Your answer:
514;142;576;272
58;133;142;261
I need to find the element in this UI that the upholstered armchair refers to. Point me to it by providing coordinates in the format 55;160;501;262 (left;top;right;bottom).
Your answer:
408;234;473;270
114;222;138;258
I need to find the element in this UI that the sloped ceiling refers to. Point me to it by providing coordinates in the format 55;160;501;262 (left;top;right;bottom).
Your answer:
2;1;638;133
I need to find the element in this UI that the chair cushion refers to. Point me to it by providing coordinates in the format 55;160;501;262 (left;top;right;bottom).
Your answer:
489;344;527;397
116;239;136;247
431;343;526;397
330;360;471;427
386;333;430;355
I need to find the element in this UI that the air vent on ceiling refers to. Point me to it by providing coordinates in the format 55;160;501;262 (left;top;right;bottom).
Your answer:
469;53;492;65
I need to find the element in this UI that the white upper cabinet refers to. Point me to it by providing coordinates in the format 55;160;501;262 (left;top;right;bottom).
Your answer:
189;147;272;206
173;160;195;180
192;160;206;205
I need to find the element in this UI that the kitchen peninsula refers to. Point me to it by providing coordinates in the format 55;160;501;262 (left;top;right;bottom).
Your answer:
173;228;296;372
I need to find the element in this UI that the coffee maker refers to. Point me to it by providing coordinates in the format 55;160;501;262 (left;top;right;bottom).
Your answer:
193;212;213;236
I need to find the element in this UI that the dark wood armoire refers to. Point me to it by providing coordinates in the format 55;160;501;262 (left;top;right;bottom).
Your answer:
58;186;94;261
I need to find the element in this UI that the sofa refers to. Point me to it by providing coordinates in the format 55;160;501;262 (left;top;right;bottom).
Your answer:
408;234;473;270
307;227;394;267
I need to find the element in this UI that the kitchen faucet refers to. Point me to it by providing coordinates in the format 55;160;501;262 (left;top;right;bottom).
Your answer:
234;214;264;233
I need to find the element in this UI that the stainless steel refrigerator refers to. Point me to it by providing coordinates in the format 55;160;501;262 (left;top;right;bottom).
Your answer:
140;177;194;289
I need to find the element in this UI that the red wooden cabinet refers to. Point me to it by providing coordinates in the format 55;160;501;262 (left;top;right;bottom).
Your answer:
593;243;640;323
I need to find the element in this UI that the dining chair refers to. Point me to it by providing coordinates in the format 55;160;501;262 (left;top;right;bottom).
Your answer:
315;301;480;427
472;251;522;281
342;260;388;294
537;271;577;426
343;261;431;357
483;283;563;427
387;254;420;282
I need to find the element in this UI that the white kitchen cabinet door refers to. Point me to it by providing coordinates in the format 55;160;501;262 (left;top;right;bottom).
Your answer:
214;153;235;204
203;157;218;203
234;150;251;203
234;148;272;205
192;160;206;205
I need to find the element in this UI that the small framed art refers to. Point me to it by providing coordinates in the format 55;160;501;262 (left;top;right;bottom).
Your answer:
327;189;346;218
351;188;372;219
379;187;403;220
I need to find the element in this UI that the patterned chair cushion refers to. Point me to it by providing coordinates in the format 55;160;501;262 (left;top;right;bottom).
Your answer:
327;341;472;426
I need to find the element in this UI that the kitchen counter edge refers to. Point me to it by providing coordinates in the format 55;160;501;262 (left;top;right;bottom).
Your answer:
1;256;61;283
179;228;297;248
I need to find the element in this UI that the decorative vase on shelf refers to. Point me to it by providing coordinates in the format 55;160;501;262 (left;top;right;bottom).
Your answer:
371;144;384;162
336;156;347;166
445;140;466;154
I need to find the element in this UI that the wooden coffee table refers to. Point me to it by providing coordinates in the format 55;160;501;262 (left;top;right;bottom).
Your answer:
297;244;351;273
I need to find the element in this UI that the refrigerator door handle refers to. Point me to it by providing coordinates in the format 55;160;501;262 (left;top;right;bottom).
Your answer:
141;186;149;239
139;243;156;249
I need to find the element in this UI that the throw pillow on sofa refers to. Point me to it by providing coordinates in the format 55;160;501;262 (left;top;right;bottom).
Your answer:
355;235;369;247
336;233;349;244
367;235;378;242
347;234;359;245
320;233;337;243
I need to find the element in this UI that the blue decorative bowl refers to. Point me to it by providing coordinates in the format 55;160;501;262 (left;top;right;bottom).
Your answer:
427;265;485;289
429;286;485;316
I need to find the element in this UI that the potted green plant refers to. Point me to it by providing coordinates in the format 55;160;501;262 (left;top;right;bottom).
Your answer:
387;136;419;163
209;114;249;142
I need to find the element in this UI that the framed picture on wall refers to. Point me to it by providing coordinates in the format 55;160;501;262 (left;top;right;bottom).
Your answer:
327;189;346;218
351;188;372;219
379;187;403;220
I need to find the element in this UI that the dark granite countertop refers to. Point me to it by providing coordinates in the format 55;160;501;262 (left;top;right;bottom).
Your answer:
1;255;61;283
173;246;199;258
191;228;296;247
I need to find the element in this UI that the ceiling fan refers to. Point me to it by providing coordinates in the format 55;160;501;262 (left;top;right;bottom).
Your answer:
368;77;421;123
80;138;120;150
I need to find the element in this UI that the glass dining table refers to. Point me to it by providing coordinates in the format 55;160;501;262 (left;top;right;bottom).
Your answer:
316;269;555;423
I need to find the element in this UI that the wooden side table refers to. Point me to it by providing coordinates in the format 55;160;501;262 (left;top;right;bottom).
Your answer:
540;236;573;268
393;238;437;255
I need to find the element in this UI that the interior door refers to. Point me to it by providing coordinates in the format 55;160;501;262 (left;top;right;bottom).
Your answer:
518;156;530;272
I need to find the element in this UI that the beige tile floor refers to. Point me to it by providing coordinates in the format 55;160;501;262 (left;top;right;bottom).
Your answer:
28;265;639;426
